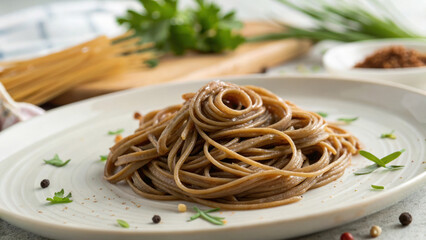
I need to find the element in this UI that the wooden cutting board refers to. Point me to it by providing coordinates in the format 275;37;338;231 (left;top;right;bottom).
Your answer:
52;22;311;105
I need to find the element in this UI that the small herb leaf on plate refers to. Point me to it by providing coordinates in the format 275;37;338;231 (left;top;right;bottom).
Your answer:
117;0;245;57
355;149;405;175
371;185;384;190
337;117;358;124
189;207;224;225
46;189;73;204
100;155;108;161
117;219;129;228
316;112;328;118
380;130;396;139
354;164;380;175
108;129;124;135
44;154;71;167
381;149;405;164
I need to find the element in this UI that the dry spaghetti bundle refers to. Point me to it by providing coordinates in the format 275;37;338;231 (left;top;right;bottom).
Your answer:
0;33;154;105
105;81;360;210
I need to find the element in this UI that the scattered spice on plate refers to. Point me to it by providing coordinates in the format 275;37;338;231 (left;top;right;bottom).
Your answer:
152;215;161;224
178;203;187;213
340;232;354;240
370;225;382;238
40;179;50;188
399;212;412;226
355;46;426;69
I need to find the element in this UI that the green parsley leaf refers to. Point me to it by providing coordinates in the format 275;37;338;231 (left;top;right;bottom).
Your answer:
100;155;108;161
108;129;124;135
44;154;71;167
337;117;358;124
46;189;73;204
371;185;384;190
117;219;129;228
355;149;405;175
117;0;245;57
381;130;396;139
188;207;224;225
316;112;328;118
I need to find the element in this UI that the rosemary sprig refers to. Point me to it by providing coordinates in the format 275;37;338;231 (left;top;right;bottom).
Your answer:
188;207;225;225
354;149;405;175
371;185;384;190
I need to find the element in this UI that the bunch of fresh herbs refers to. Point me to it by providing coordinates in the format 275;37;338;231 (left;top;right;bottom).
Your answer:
117;0;245;56
250;0;423;43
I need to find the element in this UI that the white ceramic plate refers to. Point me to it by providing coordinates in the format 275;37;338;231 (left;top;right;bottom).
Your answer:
323;39;426;90
0;76;425;240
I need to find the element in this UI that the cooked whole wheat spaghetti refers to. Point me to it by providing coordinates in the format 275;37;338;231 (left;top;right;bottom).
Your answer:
104;81;360;210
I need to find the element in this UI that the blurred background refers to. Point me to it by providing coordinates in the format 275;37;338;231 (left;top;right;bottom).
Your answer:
1;0;425;105
0;1;425;240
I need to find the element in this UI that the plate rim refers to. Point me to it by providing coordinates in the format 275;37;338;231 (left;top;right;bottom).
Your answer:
1;74;425;237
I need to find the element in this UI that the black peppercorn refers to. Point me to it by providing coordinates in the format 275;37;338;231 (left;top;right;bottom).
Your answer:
40;179;50;188
152;215;161;224
399;212;412;226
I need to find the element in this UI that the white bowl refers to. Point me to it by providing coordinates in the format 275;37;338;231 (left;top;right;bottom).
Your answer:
323;39;426;90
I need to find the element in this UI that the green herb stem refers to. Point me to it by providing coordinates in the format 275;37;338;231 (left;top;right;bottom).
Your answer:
248;0;424;43
371;185;384;190
337;117;358;124
381;130;396;139
189;207;225;225
46;189;73;204
355;149;405;175
117;0;245;58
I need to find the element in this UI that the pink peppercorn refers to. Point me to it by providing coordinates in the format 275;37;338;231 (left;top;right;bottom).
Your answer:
340;232;354;240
